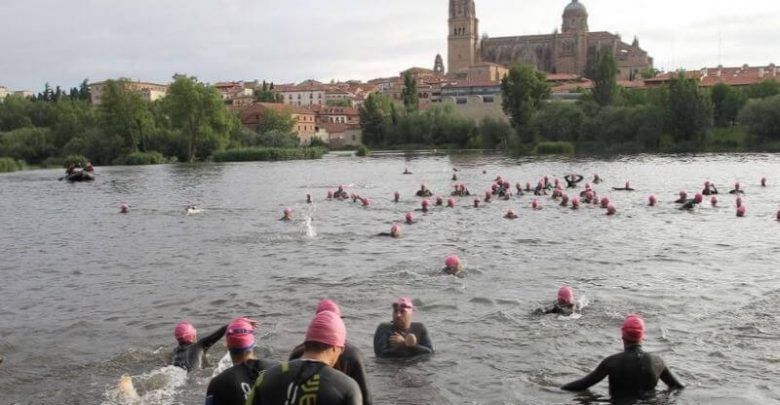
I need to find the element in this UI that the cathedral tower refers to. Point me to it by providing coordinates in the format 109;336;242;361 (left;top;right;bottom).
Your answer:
448;0;479;75
562;0;588;33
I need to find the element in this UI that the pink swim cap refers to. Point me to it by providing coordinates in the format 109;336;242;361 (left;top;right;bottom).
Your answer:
447;198;455;207
711;196;718;206
584;191;594;201
361;198;370;206
327;191;333;198
737;205;746;217
532;199;540;209
648;195;656;206
606;204;616;215
284;208;292;215
445;255;461;269
422;199;430;207
174;321;197;344
600;197;610;208
694;193;703;203
621;314;645;343
393;296;414;310
558;286;574;305
405;212;413;222
305;310;346;348
316;299;342;317
572;197;580;208
120;203;129;213
390;223;401;235
226;317;256;353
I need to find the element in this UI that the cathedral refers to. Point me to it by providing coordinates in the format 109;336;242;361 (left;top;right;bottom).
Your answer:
448;0;654;80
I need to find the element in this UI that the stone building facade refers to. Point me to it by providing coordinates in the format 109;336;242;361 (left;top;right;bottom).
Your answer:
448;0;653;80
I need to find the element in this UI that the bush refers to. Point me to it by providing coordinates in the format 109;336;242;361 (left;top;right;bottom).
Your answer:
112;151;167;165
355;144;369;157
63;155;89;168
0;157;23;172
705;127;746;152
533;141;575;155
212;147;327;162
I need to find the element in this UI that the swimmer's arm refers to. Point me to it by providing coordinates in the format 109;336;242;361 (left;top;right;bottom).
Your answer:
659;367;685;389
412;325;434;354
199;325;228;351
373;325;396;357
349;351;373;405
561;359;608;391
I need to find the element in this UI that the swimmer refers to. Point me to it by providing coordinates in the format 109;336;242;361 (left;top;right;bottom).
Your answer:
504;209;518;219
435;196;444;206
327;190;334;199
405;212;415;225
729;182;744;194
515;182;525;195
711;196;718;207
171;321;227;372
378;224;401;238
419;199;430;213
373;297;434;358
612;181;635;191
306;194;312;204
452;173;457;181
571;197;581;210
351;194;358;203
415;184;433;197
281;208;293;221
561;314;684;400
335;185;349;199
600;197;610;209
592;174;602;184
119;203;129;214
579;184;592;198
736;205;746;217
393;191;400;203
360;197;370;207
776;209;780;221
560;194;570;207
531;199;541;210
564;174;585;188
539;286;576;316
186;205;201;215
484;191;492;203
441;255;464;276
482;170;487;174
525;182;532;192
761;177;767;187
680;193;703;210
606;204;616;216
473;198;480;208
702;181;718;196
648;195;656;207
674;191;688;204
403;168;412;175
583;190;595;203
446;198;456;208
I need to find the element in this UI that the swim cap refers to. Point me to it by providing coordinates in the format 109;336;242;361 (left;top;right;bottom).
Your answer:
284;208;292;215
226;317;256;353
393;296;414;310
737;205;746;217
473;198;480;207
447;198;455;207
445;255;461;269
679;191;687;198
506;209;516;216
120;203;129;213
327;191;333;198
584;190;594;201
648;195;656;206
316;299;342;317
711;196;718;206
694;193;703;203
735;182;740;189
704;181;710;187
305;310;346;348
558;286;574;305
422;199;430;207
571;197;580;208
361;198;370;207
606;204;616;215
532;199;540;209
174;321;197;344
405;212;414;222
600;197;610;208
621;314;645;343
390;223;401;236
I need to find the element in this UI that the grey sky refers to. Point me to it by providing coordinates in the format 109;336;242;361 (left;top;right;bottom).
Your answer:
1;0;778;91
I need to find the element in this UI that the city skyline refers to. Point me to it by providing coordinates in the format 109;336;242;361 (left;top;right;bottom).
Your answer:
1;0;778;91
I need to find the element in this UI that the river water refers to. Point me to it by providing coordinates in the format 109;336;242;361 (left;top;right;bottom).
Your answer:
1;153;779;405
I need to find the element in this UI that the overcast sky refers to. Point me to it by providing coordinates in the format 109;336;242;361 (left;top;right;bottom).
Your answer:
1;0;778;91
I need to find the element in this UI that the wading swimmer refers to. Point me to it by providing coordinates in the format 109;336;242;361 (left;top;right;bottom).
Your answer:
680;193;703;210
405;212;415;225
377;224;401;238
674;191;688;204
441;255;464;277
612;181;635;191
206;317;275;405
729;182;744;194
561;314;684;400
416;184;432;197
373;297;434;359
246;311;362;405
171;321;227;372
504;209;518;219
119;203;129;214
538;286;576;316
290;300;373;405
281;208;293;221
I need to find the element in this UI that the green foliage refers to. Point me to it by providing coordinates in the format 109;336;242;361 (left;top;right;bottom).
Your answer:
212;147;326;162
0;95;34;131
501;64;550;143
710;83;748;127
705;127;746;152
530;102;586;143
0;157;24;172
0;127;56;164
112;151;167;165
326;99;352;107
100;79;155;153
533;141;575;155
478;117;513;149
585;46;618;106
738;95;780;145
254;81;283;103
257;129;299;148
665;72;712;146
62;128;125;165
62;155;89;168
746;80;780;99
401;72;419;113
359;93;392;146
255;108;296;136
309;137;328;148
355;144;369;156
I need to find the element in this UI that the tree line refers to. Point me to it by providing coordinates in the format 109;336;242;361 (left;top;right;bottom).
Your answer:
0;75;301;166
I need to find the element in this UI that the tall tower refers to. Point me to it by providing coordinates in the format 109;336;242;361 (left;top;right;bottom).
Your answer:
562;0;588;33
448;0;479;75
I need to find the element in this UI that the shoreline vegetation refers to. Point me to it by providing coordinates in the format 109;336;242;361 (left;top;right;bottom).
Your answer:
2;58;780;173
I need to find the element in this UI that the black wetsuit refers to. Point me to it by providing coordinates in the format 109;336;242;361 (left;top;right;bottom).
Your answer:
290;342;372;405
373;322;434;358
171;325;227;372
205;358;276;405
416;190;433;197
246;359;362;405
561;345;684;400
680;200;699;210
565;175;584;188
541;302;574;316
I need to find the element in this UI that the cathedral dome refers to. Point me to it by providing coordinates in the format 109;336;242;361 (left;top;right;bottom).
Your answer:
563;0;588;16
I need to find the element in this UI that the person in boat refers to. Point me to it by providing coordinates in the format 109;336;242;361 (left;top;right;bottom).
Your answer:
504;209;518;219
702;181;718;195
205;317;275;405
613;181;635;191
441;255;464;277
85;161;94;172
729;182;745;194
171;321;227;372
289;300;373;405
246;311;362;405
561;314;684;400
680;193;703;210
415;184;433;197
377;224;401;238
373;297;434;359
538;286;576;316
403;168;412;175
592;174;603;184
280;208;293;221
66;163;77;175
564;174;584;188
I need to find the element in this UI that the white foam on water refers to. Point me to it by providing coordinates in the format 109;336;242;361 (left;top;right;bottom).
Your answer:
211;351;233;378
101;365;188;405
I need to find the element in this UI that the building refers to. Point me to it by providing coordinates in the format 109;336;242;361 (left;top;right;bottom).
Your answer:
318;122;363;149
440;80;506;121
448;0;653;80
238;103;317;145
644;64;778;88
88;79;168;105
213;81;257;106
275;82;328;107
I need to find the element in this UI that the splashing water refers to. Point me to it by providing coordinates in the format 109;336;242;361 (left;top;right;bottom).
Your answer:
101;366;187;405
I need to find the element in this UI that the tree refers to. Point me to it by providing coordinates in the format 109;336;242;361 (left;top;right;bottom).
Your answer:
585;46;618;106
255;108;295;135
738;95;780;144
746;79;780;99
500;64;550;144
530;102;586;143
359;93;391;146
479;117;513;149
665;72;712;146
160;75;238;161
255;81;280;103
99;79;155;153
401;72;419;113
711;83;747;127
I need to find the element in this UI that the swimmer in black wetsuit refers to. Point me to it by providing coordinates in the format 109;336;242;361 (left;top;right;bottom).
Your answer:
564;174;584;188
561;314;684;401
441;255;465;277
373;297;434;358
377;224;401;238
538;286;576;316
415;184;433;197
281;208;293;221
171;321;227;372
702;181;718;196
403;168;412;175
673;191;688;204
247;311;361;405
593;174;603;184
680;193;703;210
729;182;745;194
452;173;457;181
206;317;276;405
612;181;635;191
290;300;373;405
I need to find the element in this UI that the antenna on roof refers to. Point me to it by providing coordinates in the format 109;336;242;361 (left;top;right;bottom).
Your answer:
718;31;722;66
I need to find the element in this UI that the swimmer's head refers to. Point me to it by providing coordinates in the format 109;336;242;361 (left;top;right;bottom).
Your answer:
306;194;312;203
734;182;741;190
736;205;746;217
694;193;703;204
390;224;401;238
445;255;462;271
621;314;645;344
226;317;256;354
606;203;616;215
327;191;333;199
648;195;656;206
532;199;540;210
405;212;414;224
394;191;400;202
505;209;517;218
600;197;610;208
436;196;443;205
704;181;710;187
421;199;430;208
584;190;594;201
316;299;342;317
711;196;718;206
473;198;480;208
120;203;129;213
679;191;687;199
361;197;370;207
305;310;346;350
776;209;780;221
174;321;197;344
447;198;456;208
557;286;574;305
571;197;580;208
625;181;630;188
761;177;767;187
283;208;293;218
